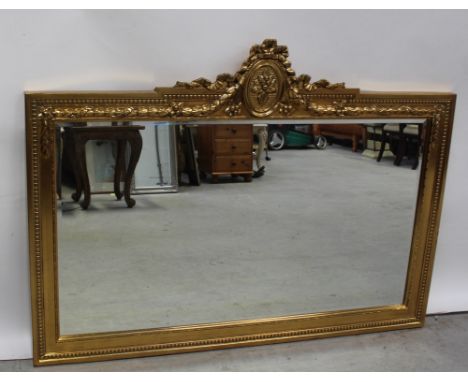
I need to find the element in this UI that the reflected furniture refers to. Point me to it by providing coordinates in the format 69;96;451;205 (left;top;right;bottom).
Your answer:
312;124;366;152
63;125;145;209
361;123;391;159
181;126;201;186
196;124;253;182
377;123;422;169
56;127;63;199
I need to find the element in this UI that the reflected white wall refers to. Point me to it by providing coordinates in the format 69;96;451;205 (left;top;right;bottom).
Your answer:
134;123;177;191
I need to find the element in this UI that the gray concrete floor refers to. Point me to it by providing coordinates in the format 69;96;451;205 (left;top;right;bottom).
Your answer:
1;313;467;371
57;146;420;335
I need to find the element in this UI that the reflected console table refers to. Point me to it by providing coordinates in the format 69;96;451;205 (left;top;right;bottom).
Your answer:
63;125;145;209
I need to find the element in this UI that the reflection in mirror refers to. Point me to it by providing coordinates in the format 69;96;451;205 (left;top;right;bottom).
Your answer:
56;120;423;335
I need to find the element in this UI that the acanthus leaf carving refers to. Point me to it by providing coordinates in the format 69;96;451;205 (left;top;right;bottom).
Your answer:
156;39;356;119
293;74;346;92
175;73;237;91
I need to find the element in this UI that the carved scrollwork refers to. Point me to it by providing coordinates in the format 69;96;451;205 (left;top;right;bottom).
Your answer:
307;101;446;117
175;73;237;91
156;39;355;119
38;101;226;124
293;74;346;91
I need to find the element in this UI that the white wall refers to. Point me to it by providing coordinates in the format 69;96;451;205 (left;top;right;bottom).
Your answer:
1;10;467;360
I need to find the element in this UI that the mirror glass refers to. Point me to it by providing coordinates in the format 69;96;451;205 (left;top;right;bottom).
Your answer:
56;120;424;335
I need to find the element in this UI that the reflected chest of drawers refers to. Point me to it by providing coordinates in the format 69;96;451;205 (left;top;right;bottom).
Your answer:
196;124;253;183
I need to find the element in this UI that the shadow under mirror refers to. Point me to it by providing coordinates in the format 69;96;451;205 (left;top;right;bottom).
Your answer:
56;120;424;335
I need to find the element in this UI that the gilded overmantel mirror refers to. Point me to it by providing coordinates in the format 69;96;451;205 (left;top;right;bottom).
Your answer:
26;39;456;365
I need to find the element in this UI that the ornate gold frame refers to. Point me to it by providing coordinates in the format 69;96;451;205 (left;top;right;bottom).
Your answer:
25;39;456;366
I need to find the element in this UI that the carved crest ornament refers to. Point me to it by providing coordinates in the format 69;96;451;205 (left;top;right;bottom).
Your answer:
26;39;456;366
33;39;452;160
33;39;452;159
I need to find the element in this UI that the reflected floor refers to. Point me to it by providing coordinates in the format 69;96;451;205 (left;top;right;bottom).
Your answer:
58;146;420;335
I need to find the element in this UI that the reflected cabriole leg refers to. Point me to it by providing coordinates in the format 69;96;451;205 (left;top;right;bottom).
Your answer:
124;133;143;208
64;131;83;202
376;133;387;162
394;139;406;166
114;139;125;200
76;137;91;210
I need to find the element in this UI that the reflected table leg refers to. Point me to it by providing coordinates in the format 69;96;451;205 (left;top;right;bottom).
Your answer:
76;136;91;210
123;133;143;208
63;129;83;202
114;139;126;201
64;125;145;209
